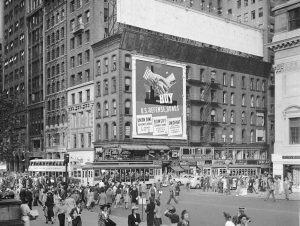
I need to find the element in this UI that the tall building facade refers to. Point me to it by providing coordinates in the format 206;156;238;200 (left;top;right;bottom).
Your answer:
44;0;68;159
3;0;27;171
26;0;44;159
269;0;300;190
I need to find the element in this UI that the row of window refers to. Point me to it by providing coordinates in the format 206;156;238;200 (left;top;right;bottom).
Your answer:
71;132;92;149
70;0;89;13
4;34;25;55
70;10;90;30
96;54;131;76
46;44;65;62
4;18;25;40
70;30;90;49
46;9;65;30
96;100;131;118
47;97;66;112
96;122;131;141
70;50;90;68
46;131;66;148
4;67;25;83
47;62;65;79
70;70;91;87
3;83;25;98
222;92;265;107
71;89;91;105
236;8;264;23
47;114;67;127
4;0;25;9
4;50;25;68
46;27;65;46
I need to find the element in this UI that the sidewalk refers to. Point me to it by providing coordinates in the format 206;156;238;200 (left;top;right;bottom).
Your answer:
186;189;300;201
110;215;169;226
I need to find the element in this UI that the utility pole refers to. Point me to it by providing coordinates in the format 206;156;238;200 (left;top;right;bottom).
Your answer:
64;153;69;189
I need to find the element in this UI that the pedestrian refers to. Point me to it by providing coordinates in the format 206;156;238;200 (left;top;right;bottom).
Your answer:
283;177;290;200
153;199;162;226
98;204;110;226
223;212;235;226
86;187;95;211
128;206;141;226
114;185;122;208
65;192;76;226
166;183;178;205
123;184;130;209
164;206;180;226
178;210;190;226
20;199;35;226
236;214;251;226
98;188;107;209
155;180;162;199
149;184;157;200
130;185;139;206
45;191;55;224
106;187;114;208
25;188;33;210
264;175;276;202
69;201;82;226
145;197;155;226
55;199;67;226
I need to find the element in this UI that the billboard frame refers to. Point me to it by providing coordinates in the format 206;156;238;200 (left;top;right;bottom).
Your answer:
132;55;187;140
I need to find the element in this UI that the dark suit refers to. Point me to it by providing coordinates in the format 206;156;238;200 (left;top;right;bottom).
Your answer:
70;207;82;226
128;213;141;226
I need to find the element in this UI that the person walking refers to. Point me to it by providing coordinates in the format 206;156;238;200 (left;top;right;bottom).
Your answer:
20;199;34;226
178;210;190;226
106;187;114;208
166;183;178;205
145;197;155;226
130;185;139;206
98;204;110;226
65;192;76;226
283;177;290;200
128;206;141;226
55;199;67;226
164;206;179;226
45;191;55;224
264;175;276;202
86;187;95;211
223;212;235;226
98;188;107;210
123;185;130;209
69;201;82;226
153;199;162;226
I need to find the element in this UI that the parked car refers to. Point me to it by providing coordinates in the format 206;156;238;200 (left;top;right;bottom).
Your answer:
190;176;202;189
174;174;195;186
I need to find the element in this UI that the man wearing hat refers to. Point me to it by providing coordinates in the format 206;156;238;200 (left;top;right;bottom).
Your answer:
128;206;141;226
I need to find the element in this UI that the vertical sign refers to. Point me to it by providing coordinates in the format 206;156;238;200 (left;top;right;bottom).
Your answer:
132;55;187;140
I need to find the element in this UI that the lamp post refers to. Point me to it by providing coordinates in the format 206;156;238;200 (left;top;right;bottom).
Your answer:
64;154;69;189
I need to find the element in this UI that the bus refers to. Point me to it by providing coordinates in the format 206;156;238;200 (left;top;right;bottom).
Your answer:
76;160;163;187
28;159;81;177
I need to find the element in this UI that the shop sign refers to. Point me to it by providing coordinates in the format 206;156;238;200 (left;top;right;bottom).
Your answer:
195;155;213;160
282;156;300;159
153;160;162;166
181;155;194;160
235;160;247;165
212;160;226;165
258;160;270;165
189;161;197;166
197;161;205;166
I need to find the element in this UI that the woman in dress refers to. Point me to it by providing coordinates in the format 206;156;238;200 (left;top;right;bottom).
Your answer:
20;199;33;226
153;199;162;226
45;191;55;224
86;187;95;211
178;210;190;226
98;204;110;226
70;201;82;226
123;184;130;209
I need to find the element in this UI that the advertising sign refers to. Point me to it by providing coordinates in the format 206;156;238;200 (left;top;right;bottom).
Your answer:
132;55;187;140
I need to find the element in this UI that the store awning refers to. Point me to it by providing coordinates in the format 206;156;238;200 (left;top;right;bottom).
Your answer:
119;144;149;151
147;145;170;150
171;166;184;172
181;165;190;170
100;144;119;148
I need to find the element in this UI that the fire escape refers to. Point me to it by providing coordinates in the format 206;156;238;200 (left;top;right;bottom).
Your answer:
187;66;221;147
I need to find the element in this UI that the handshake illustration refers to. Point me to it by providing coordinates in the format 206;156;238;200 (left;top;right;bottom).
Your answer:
143;67;176;95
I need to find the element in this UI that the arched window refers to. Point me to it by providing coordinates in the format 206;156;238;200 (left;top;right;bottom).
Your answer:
211;109;216;122
250;95;254;107
256;79;260;91
230;74;234;86
104;58;108;73
262;97;265;107
112;122;117;139
56;98;60;108
97;82;101;96
96;102;101;118
61;96;65;107
96;60;101;75
210;127;216;142
125;122;131;138
250;130;254;143
56;115;60;125
242;94;245;106
230;110;235;123
104;101;109;116
256;96;260;107
223;92;227;104
124;54;131;70
200;89;205;101
125;77;131;92
111;55;117;71
222;110;226;122
222;128;227;142
111;77;116;93
56;81;60;92
62;114;65;124
241;111;245;123
242;129;246;143
250;112;254;124
112;99;117;115
200;108;204;121
230;92;234;105
96;124;101;140
125;100;131;115
104;123;109;140
200;127;204;140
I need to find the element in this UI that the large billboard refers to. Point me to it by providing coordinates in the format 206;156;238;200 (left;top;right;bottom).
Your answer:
132;55;187;140
117;0;263;57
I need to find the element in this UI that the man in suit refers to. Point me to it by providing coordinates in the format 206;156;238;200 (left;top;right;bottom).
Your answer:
128;206;141;226
70;201;82;226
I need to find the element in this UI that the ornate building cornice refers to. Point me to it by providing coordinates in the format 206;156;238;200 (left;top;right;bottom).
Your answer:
268;36;300;51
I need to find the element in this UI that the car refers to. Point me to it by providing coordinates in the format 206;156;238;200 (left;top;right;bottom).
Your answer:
173;174;195;186
190;176;202;189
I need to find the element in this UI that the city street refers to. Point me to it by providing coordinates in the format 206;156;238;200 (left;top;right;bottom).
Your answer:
31;187;300;226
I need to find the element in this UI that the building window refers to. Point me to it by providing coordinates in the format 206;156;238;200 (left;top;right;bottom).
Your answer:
78;91;82;103
241;111;246;124
262;80;265;91
85;50;90;62
104;58;108;73
241;76;246;88
111;77;116;93
237;15;242;22
237;0;241;9
85;10;90;23
96;60;101;75
96;103;101;118
88;132;91;147
112;99;117;115
211;109;216;122
223;92;227;104
244;13;248;22
230;74;234;87
70;38;75;49
250;112;254;124
80;133;84;148
290;118;300;144
85;69;90;81
78;72;83;83
111;55;117;71
73;134;77;148
242;94;246;106
262;97;265;107
104;123;109;140
250;130;254;143
256;96;260;107
125;100;131;115
97;124;101;140
258;7;263;17
124;54;131;70
70;1;75;12
70;56;75;68
250;78;254;90
112;122;117;139
210;127;216;142
230;111;235;123
250;95;254;107
77;53;82;66
223;73;227;86
289;7;300;31
251;10;256;20
222;110;226;122
125;122;131;138
230;93;235;105
86;89;90;101
242;129;246;143
256;79;260;91
77;34;82;46
97;82;101;96
104;101;109;117
103;79;109;95
71;74;75;86
85;30;90;42
244;0;248;7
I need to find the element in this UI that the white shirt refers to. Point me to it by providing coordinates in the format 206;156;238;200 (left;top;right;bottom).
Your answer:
225;220;235;226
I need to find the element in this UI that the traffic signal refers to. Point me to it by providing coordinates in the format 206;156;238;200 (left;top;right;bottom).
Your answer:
64;154;69;165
